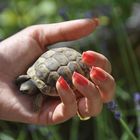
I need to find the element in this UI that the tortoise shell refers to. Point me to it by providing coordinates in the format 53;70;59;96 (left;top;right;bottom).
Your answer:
26;47;90;96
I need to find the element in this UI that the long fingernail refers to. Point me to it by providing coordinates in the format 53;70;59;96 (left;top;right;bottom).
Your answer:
73;72;88;86
90;67;106;81
82;51;95;65
57;76;69;90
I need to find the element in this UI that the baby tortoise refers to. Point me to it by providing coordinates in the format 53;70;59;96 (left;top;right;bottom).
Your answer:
16;47;90;111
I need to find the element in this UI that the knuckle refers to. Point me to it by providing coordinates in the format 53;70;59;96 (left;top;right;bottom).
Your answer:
103;76;116;103
91;103;103;117
102;57;112;73
81;101;103;117
103;88;115;103
23;25;38;33
58;26;69;41
66;104;77;117
84;107;102;117
68;97;77;107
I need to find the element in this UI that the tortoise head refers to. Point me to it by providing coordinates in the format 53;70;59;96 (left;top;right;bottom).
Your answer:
16;75;39;95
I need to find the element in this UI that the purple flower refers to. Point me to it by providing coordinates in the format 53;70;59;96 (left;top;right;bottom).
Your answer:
106;100;121;120
107;100;118;112
134;92;140;104
114;111;121;120
59;7;69;21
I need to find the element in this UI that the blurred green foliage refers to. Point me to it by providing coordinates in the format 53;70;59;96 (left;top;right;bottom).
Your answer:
0;0;140;140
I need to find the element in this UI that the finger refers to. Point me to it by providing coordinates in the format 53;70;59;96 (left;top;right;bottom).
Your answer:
90;67;116;103
39;76;77;125
82;51;112;73
54;76;77;122
72;72;103;117
28;18;99;49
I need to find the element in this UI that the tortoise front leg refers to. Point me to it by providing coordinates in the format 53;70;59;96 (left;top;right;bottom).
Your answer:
33;94;46;112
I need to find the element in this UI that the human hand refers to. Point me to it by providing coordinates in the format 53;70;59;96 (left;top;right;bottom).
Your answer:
0;18;115;125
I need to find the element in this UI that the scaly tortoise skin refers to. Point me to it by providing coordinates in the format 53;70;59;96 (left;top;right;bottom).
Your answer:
16;47;90;111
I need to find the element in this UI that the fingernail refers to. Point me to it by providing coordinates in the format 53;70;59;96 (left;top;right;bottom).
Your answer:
57;76;69;90
73;72;88;86
90;67;106;81
82;51;95;65
93;18;100;26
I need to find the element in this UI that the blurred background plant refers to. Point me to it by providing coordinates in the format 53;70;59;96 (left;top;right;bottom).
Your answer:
0;0;140;140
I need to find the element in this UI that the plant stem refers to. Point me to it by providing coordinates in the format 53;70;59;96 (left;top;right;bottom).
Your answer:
111;9;135;92
120;118;138;140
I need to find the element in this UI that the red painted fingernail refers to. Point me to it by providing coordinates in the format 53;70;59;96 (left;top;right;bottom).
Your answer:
90;67;106;81
73;72;88;86
58;76;69;90
82;51;95;65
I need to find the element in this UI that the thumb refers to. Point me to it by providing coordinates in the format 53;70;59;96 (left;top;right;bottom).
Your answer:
27;18;99;50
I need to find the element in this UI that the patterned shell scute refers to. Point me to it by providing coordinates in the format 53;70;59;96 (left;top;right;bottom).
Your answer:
35;64;50;81
27;47;89;96
64;50;81;61
44;57;60;71
52;53;68;66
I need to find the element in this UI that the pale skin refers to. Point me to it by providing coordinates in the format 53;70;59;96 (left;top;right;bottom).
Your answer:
0;18;115;125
